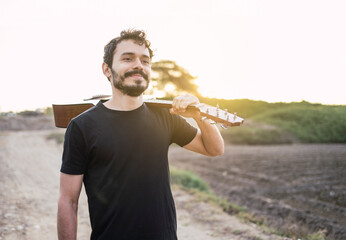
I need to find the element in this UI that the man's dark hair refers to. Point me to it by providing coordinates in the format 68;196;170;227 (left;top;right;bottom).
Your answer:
103;29;154;68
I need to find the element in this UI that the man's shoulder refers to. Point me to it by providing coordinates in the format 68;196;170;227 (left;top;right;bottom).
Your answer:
145;104;174;119
69;103;100;127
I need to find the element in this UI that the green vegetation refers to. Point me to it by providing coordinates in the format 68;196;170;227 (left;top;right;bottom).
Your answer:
170;167;247;214
222;125;295;145
170;167;209;192
202;98;346;144
253;105;346;143
306;230;327;240
46;132;64;144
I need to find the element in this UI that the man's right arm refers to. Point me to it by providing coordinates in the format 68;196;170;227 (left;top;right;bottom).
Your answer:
57;173;84;240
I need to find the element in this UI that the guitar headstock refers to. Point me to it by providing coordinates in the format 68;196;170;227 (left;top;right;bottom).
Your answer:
195;104;244;128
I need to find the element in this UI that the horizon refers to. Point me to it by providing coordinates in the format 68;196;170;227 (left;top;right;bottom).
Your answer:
2;96;345;114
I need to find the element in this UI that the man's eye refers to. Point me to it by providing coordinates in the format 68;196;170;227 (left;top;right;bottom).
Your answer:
142;60;150;64
123;58;132;61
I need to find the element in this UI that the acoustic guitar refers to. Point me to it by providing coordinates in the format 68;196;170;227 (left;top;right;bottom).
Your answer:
52;95;244;129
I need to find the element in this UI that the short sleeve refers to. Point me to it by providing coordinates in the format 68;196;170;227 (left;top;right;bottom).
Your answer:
60;120;88;175
170;114;198;147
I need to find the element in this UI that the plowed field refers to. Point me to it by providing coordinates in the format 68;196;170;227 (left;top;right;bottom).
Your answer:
169;144;346;239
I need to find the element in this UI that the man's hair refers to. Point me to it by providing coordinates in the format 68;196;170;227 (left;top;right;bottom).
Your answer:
103;29;154;67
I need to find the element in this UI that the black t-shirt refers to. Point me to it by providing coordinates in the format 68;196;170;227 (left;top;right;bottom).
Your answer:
61;101;197;240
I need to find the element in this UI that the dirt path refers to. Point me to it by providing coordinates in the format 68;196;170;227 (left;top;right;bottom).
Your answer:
0;130;286;240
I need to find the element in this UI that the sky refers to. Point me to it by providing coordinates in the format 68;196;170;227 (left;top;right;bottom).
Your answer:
1;0;345;112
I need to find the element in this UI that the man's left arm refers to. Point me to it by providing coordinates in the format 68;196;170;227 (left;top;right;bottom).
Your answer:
170;94;224;157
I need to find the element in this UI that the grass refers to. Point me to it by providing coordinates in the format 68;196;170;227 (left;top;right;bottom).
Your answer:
170;167;210;192
170;167;247;214
201;98;346;144
46;132;65;144
253;105;346;143
307;230;327;240
222;124;295;145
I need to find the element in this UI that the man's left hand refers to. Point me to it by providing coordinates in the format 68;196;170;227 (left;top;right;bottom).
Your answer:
170;94;201;119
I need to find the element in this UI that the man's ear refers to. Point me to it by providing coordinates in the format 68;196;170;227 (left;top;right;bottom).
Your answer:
102;63;112;79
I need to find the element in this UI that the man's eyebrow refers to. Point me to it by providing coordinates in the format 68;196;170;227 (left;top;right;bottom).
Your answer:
121;52;150;59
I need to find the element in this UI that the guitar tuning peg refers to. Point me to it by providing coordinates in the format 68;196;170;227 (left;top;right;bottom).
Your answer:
221;124;228;129
226;109;230;121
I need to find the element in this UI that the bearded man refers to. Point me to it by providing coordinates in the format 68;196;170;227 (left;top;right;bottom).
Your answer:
57;29;224;240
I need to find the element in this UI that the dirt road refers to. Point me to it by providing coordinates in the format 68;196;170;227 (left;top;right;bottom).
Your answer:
0;130;285;240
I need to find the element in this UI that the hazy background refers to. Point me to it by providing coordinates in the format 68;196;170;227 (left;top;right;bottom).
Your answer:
1;0;345;112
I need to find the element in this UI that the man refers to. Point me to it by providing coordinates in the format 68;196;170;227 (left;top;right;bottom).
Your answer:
57;29;224;240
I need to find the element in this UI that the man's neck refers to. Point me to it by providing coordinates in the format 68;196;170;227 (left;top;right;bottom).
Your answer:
103;89;144;111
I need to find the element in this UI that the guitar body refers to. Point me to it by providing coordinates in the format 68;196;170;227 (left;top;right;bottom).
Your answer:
52;103;94;128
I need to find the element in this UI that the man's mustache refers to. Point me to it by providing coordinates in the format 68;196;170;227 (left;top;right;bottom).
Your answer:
124;70;149;81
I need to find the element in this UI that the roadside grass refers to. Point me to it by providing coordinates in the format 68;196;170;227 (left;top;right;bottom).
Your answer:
170;166;328;240
170;167;247;214
46;132;65;144
306;230;327;240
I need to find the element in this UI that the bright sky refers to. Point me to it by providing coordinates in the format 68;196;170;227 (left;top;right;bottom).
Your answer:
1;0;345;112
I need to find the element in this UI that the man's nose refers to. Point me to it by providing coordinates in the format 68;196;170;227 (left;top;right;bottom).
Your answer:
132;58;144;70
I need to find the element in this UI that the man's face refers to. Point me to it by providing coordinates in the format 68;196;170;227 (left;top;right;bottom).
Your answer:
110;40;151;97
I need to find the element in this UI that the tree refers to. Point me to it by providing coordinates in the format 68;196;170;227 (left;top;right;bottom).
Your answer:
147;60;200;98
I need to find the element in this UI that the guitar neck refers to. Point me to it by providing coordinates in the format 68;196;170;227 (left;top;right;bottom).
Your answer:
144;99;198;110
52;98;244;128
52;100;191;128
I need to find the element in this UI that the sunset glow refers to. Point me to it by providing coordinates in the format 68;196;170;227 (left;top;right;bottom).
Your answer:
0;0;345;112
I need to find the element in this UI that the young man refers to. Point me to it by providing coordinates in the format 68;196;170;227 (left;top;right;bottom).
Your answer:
57;29;224;240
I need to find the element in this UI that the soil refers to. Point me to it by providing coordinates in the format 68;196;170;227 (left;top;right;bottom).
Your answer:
169;144;346;240
0;115;288;240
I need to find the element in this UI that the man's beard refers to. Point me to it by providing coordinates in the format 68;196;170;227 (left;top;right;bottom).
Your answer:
111;69;149;97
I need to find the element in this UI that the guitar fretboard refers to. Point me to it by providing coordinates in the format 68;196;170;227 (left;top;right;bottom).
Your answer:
144;99;198;110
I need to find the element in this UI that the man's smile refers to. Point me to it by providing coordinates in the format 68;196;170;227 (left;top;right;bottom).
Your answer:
129;74;144;79
124;70;149;81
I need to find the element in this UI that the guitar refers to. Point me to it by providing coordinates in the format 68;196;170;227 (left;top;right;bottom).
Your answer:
52;95;244;128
